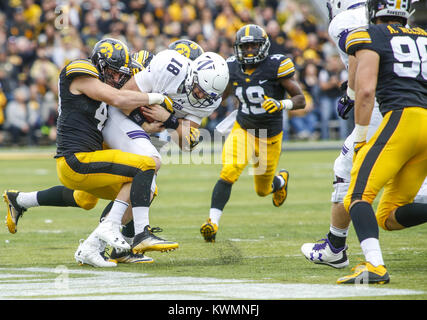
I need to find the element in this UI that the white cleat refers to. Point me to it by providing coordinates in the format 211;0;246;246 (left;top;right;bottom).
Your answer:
301;237;349;269
74;239;117;267
93;219;131;251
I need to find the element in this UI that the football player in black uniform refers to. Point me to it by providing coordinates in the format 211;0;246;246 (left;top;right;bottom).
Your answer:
337;0;427;284
3;40;204;266
200;24;306;242
4;38;169;267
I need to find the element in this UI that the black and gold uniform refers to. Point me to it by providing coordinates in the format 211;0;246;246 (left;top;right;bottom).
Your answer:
229;54;296;138
219;53;295;195
346;24;427;115
343;23;427;229
55;52;155;201
56;59;106;157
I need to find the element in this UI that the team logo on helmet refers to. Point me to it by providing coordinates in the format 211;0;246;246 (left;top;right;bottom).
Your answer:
99;42;114;59
174;43;192;58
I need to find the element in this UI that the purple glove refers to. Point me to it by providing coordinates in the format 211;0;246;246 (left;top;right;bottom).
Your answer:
337;94;354;120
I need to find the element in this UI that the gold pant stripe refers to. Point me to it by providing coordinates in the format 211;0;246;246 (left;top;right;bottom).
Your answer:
351;110;403;203
344;107;427;229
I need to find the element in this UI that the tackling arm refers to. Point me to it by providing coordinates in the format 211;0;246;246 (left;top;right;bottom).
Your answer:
70;76;165;115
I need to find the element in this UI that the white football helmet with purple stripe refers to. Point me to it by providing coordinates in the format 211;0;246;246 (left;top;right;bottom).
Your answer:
185;52;229;108
327;0;367;21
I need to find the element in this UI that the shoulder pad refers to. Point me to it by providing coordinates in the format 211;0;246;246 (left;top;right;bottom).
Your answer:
276;56;295;79
345;27;372;55
65;59;99;79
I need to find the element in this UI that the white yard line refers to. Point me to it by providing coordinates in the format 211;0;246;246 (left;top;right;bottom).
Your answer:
0;267;424;300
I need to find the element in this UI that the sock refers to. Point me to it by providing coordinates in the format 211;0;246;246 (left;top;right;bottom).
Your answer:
16;192;38;209
104;199;129;225
211;179;233;211
133;207;150;235
130;170;155;235
327;225;349;249
360;238;385;267
37;186;78;207
349;201;379;242
350;201;384;266
271;175;285;193
209;208;222;226
131;170;155;208
122;220;135;238
395;203;427;228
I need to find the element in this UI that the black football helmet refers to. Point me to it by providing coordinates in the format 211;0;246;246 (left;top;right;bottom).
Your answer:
90;38;133;88
234;24;270;65
168;39;204;61
366;0;412;24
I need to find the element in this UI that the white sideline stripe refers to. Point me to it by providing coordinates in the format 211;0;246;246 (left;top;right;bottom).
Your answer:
0;267;424;300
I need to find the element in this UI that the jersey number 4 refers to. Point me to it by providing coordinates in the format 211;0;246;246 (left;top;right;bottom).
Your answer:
391;36;427;80
95;103;108;131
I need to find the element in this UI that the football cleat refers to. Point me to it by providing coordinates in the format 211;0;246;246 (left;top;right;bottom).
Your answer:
75;239;117;267
3;190;27;234
272;170;289;207
301;237;349;269
132;225;179;254
108;248;154;264
337;262;390;284
93;219;131;251
200;218;218;242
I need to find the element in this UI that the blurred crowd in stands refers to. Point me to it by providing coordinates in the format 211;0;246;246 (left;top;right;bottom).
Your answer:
0;0;353;147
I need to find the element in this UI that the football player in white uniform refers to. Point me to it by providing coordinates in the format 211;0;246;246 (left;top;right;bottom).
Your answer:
127;49;229;151
300;0;427;268
3;40;229;267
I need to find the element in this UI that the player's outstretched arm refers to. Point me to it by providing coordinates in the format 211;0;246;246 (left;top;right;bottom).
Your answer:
70;75;165;115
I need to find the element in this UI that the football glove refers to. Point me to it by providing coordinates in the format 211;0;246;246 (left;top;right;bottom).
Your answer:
128;108;146;125
185;127;201;151
262;95;283;113
160;96;174;114
337;81;354;120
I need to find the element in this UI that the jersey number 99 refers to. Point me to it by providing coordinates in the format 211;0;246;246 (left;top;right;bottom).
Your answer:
391;36;427;80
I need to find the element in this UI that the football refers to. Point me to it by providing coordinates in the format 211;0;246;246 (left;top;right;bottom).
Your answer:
140;106;154;123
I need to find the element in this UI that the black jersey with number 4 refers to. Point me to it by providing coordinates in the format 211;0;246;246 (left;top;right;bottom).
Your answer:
227;54;296;137
55;59;108;158
345;24;427;115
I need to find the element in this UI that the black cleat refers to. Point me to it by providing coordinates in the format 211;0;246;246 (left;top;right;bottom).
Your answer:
3;190;26;234
132;225;179;254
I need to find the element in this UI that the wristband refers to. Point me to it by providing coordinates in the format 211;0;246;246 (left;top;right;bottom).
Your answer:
163;113;179;130
354;124;368;142
281;99;293;110
128;108;145;125
147;93;165;105
347;86;355;100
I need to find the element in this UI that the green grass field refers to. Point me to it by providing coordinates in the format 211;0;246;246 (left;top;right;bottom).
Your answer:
0;146;426;300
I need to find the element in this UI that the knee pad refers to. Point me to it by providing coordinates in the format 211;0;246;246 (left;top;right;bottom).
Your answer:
331;178;350;203
220;165;242;184
73;190;99;210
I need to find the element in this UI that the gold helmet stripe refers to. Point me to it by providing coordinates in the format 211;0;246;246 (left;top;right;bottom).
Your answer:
245;25;251;37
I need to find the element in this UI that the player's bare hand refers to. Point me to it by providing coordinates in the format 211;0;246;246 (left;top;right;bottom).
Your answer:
142;120;164;133
141;104;171;122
